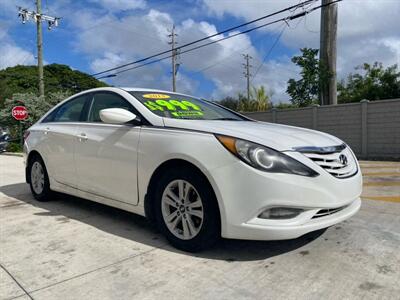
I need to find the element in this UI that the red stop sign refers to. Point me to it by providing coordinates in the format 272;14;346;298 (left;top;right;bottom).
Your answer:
12;106;28;121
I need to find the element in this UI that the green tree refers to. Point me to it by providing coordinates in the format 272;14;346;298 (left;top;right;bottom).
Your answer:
0;64;107;107
250;85;270;111
287;48;331;107
217;86;271;112
273;102;298;109
217;96;239;111
338;62;400;103
238;92;256;111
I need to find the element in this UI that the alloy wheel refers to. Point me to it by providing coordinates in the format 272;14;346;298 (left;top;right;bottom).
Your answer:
161;179;204;240
31;161;45;195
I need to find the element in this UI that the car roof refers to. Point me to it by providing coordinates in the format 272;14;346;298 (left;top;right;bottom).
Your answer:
79;87;198;100
119;87;173;93
119;87;197;99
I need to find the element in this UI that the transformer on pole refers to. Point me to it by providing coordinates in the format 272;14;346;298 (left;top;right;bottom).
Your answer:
17;1;60;97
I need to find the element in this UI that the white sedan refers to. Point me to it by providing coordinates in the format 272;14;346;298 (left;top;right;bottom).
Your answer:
24;87;362;251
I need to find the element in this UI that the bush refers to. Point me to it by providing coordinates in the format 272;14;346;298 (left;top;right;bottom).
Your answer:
6;142;23;153
0;91;71;144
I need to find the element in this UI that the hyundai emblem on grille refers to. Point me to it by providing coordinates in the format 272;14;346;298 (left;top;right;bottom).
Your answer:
339;154;348;166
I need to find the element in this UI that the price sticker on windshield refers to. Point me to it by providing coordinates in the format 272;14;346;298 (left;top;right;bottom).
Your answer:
143;99;202;112
142;94;171;99
172;111;204;118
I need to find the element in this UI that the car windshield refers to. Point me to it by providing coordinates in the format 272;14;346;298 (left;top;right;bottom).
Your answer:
130;91;246;121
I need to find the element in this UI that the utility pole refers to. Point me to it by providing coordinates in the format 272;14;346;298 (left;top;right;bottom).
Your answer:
36;0;44;97
18;2;60;97
319;0;338;105
168;25;179;92
242;54;253;101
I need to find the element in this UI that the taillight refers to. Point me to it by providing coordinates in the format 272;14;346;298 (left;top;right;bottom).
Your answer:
23;130;30;141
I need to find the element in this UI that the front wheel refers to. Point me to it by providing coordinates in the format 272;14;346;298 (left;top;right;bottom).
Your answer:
154;168;220;252
28;155;53;202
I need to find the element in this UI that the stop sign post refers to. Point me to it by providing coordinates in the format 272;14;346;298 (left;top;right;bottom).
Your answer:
12;106;28;121
12;106;28;149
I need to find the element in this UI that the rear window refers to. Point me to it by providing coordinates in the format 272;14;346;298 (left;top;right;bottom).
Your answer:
130;91;245;121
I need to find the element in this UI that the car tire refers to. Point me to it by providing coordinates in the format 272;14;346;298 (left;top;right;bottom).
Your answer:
154;167;220;252
28;155;53;202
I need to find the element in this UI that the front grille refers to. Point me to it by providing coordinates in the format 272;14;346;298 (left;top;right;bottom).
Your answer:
312;205;347;219
296;144;358;179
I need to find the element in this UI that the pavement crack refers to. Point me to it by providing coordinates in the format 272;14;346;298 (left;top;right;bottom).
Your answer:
1;202;28;208
27;245;166;295
0;263;34;300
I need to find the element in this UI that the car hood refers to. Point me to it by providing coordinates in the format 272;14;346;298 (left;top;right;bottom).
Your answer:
162;119;343;151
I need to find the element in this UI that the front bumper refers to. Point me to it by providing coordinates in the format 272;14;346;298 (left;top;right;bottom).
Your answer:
208;151;363;241
226;197;361;240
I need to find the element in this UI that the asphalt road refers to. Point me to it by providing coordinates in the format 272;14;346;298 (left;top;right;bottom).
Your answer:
1;155;399;300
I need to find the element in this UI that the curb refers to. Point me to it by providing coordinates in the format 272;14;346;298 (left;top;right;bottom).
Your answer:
0;152;24;157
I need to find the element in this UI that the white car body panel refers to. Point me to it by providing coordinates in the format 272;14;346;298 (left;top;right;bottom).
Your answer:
74;123;140;205
24;87;362;241
163;119;343;151
30;123;79;187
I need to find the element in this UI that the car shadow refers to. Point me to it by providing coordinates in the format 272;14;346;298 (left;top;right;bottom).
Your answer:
0;182;326;262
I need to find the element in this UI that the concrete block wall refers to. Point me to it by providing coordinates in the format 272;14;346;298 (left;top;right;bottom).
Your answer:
244;99;400;160
367;100;400;159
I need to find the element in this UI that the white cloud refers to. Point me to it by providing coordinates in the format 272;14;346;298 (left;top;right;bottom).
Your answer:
0;44;35;69
88;0;146;11
72;8;292;101
0;21;36;70
203;0;400;79
7;0;391;101
72;9;181;91
90;52;127;72
74;0;400;102
89;48;198;94
73;9;172;56
0;0;33;15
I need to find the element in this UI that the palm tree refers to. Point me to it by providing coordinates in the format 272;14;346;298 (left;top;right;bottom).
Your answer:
251;85;270;111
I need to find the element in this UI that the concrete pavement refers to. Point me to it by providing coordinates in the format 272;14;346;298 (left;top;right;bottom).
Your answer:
1;155;399;300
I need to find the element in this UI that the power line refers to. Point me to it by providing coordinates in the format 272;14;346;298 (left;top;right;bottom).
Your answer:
191;32;265;74
188;25;286;75
91;0;318;77
105;1;341;77
251;24;287;82
251;0;311;83
110;16;286;76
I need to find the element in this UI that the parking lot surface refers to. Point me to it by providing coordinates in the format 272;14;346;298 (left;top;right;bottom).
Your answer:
1;155;399;300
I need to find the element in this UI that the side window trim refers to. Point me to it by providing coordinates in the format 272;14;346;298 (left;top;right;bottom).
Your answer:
86;91;149;125
42;91;151;125
42;93;92;123
81;93;94;122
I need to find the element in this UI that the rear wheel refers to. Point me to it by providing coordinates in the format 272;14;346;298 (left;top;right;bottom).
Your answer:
154;168;220;252
29;155;53;201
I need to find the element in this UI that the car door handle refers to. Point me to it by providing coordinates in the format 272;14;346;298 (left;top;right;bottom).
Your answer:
44;127;51;135
77;133;88;141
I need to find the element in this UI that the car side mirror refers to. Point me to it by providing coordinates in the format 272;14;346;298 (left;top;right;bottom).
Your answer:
99;108;138;124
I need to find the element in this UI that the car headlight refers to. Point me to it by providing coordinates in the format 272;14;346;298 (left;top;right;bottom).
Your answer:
216;135;319;177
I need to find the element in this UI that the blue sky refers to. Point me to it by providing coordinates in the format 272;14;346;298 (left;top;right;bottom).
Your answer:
1;0;399;102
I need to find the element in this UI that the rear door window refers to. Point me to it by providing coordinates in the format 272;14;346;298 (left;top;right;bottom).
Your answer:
50;95;89;122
